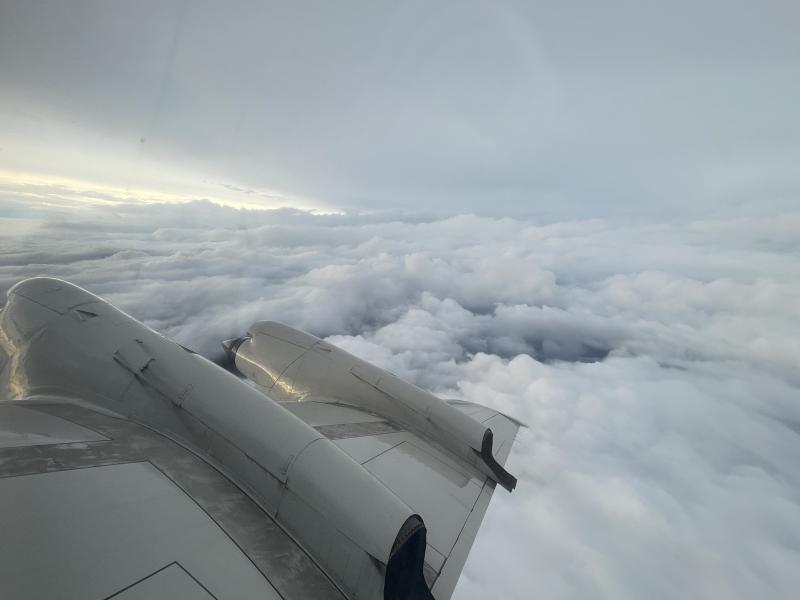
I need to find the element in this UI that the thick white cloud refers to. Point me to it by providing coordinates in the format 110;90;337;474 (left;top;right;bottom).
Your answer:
1;200;799;599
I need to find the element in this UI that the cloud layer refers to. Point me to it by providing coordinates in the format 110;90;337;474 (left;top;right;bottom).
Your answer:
1;201;799;599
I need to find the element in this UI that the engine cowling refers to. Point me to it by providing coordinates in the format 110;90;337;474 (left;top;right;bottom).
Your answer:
225;321;517;492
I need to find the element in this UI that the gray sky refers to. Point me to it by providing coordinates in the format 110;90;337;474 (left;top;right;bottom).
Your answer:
1;0;799;217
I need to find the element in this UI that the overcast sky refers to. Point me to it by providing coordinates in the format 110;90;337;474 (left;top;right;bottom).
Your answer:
1;3;800;600
1;0;799;217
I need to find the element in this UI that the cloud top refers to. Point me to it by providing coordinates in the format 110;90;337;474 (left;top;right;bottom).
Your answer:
1;201;799;599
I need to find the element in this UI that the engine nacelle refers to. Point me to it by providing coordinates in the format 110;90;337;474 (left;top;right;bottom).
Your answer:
225;321;517;491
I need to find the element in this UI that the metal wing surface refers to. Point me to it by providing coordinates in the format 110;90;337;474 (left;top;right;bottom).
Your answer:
0;278;521;600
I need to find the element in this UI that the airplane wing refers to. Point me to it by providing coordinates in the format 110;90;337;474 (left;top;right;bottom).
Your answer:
0;278;521;600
